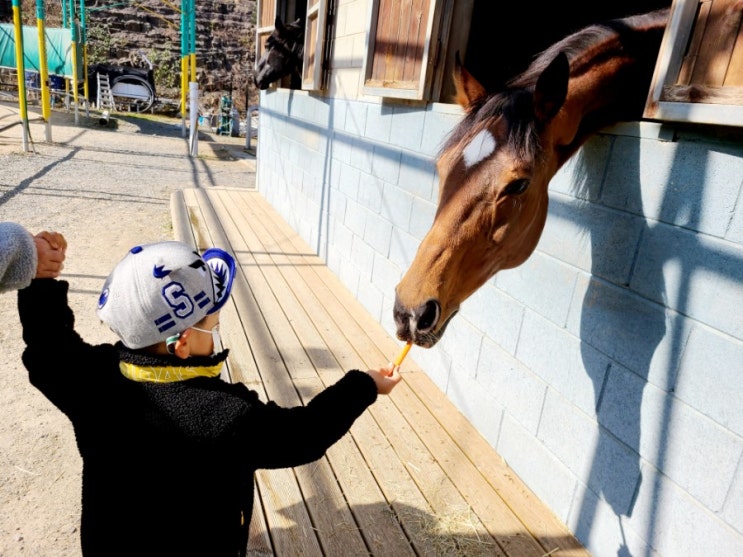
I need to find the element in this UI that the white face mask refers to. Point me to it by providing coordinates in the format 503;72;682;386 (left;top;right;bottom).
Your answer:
189;323;222;356
210;327;222;355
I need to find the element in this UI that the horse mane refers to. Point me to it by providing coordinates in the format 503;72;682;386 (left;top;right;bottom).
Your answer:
440;7;669;164
510;8;669;88
274;18;305;62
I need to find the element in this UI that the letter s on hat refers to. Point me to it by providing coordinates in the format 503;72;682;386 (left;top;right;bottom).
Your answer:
162;281;196;319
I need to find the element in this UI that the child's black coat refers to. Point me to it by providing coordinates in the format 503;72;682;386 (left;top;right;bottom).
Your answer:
18;279;377;557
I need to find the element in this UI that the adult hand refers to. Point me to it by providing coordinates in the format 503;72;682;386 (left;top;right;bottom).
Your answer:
366;362;402;395
34;231;67;279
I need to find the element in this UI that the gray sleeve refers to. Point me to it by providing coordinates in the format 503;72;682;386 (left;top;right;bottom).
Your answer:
0;222;38;293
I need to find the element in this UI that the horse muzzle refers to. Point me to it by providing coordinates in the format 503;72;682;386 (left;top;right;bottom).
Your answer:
393;296;457;348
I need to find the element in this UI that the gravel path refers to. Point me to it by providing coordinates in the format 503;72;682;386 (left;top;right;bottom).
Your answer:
0;101;255;556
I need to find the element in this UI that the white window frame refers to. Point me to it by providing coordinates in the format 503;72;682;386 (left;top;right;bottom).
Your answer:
644;0;743;127
301;0;328;91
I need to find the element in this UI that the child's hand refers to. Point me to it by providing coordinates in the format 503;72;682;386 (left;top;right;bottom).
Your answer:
366;362;402;395
34;231;67;279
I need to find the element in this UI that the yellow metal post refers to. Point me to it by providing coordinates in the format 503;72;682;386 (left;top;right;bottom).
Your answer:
83;45;89;102
181;56;187;134
11;0;29;151
36;0;52;142
70;20;79;123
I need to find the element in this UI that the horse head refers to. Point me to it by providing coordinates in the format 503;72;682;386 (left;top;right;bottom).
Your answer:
393;9;668;348
254;16;304;90
393;53;570;348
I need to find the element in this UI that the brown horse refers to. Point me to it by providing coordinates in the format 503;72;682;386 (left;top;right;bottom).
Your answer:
393;8;670;348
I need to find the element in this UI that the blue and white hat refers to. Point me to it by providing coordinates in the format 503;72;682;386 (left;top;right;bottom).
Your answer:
96;241;236;349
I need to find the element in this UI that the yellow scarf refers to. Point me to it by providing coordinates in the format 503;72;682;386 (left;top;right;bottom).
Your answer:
119;361;223;383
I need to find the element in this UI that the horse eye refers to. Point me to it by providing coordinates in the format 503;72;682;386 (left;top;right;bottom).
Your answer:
504;179;529;195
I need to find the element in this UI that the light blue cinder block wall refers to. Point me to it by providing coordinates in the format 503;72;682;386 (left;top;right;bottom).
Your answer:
256;89;743;557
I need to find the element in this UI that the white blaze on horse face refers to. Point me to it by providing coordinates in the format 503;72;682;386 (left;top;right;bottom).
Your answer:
462;129;497;170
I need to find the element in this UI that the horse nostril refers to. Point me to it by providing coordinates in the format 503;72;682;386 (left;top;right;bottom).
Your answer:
417;300;440;333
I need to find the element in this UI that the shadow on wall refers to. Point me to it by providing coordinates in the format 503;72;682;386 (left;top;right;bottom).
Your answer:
569;138;666;555
569;132;743;554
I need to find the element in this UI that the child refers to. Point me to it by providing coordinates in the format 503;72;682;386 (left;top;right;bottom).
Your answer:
0;222;66;292
17;240;401;557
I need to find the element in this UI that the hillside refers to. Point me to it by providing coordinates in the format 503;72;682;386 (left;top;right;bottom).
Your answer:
7;0;258;113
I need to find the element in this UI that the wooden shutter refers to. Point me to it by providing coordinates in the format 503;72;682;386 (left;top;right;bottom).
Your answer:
361;0;449;100
301;0;328;90
644;0;743;126
256;0;277;88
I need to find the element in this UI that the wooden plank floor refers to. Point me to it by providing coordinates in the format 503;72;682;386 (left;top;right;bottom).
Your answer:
170;187;590;557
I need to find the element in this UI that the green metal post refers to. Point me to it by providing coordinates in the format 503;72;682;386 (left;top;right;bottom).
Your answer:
180;0;187;122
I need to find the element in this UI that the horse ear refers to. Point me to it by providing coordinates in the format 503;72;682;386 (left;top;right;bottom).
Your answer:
453;51;487;112
533;52;569;123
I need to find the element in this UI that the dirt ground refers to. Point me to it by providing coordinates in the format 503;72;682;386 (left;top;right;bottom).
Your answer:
0;101;256;556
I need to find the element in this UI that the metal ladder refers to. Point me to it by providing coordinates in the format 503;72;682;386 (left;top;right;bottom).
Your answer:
96;73;116;110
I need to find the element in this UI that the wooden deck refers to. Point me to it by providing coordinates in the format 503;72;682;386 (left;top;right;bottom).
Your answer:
170;187;590;557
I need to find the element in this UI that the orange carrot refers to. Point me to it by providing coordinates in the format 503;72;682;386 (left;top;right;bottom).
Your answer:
394;341;413;366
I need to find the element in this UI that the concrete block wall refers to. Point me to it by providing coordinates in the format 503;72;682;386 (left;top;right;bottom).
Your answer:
256;87;743;556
